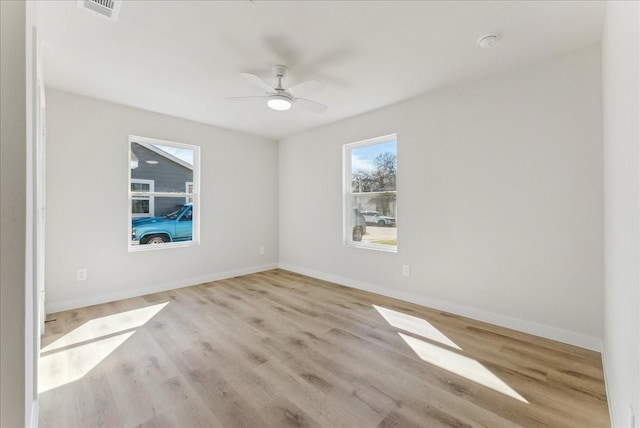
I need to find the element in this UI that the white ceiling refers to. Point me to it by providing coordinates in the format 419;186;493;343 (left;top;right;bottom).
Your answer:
37;1;604;140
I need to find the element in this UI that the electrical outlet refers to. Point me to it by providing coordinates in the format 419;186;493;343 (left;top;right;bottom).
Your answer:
259;245;265;255
402;265;410;277
76;268;87;281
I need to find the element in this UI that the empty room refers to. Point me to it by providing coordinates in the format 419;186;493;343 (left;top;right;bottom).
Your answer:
1;1;639;427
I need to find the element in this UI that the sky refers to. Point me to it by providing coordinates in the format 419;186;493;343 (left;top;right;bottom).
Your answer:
351;140;396;173
154;144;194;165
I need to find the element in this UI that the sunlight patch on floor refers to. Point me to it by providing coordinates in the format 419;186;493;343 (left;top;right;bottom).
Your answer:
373;305;528;404
373;305;461;349
39;302;168;393
398;332;529;403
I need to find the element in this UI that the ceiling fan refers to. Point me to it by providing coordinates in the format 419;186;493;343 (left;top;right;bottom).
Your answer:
229;65;327;113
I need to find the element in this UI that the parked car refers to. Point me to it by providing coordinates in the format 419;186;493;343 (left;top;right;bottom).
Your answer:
132;203;193;244
351;208;367;241
360;211;396;227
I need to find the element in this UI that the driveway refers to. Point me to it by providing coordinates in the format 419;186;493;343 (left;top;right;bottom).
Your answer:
362;226;397;244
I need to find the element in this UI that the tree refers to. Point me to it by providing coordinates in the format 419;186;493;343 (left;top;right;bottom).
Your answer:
351;151;397;193
352;169;375;193
351;151;397;216
370;192;396;217
373;152;396;191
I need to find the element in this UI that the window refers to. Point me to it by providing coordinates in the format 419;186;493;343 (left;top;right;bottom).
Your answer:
185;181;194;203
131;179;154;218
129;136;200;250
344;134;397;251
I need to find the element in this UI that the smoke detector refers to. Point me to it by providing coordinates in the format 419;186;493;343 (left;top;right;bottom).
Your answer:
477;33;499;48
77;0;122;21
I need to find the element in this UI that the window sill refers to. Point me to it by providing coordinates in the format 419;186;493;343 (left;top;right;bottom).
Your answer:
128;240;199;252
346;242;398;253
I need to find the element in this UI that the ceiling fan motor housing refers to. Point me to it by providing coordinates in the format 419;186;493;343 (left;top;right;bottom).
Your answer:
272;65;288;77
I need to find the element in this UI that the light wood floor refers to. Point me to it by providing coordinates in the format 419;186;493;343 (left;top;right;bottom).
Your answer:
39;269;609;427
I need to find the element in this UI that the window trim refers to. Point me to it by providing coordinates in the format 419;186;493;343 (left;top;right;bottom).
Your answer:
343;133;398;253
128;135;200;252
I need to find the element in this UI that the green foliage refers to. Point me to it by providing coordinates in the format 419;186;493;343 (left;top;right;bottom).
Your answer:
372;239;398;246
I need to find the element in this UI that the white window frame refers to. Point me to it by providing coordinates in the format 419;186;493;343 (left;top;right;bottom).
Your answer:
128;135;200;251
343;134;398;252
131;179;155;218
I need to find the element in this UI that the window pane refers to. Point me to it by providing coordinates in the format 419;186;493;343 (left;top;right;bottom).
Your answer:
185;181;194;203
130;137;198;249
351;140;397;192
351;193;397;247
345;136;397;251
130;142;194;193
131;182;150;192
132;199;150;214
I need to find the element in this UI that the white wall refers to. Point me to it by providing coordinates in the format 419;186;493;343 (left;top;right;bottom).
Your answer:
602;1;640;427
1;1;38;426
279;47;603;350
45;90;279;312
0;4;27;426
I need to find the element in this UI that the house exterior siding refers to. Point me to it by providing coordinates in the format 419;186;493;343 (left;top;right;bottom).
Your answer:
131;142;193;215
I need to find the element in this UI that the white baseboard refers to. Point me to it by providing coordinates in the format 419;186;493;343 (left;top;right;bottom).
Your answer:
28;399;39;428
45;261;603;352
279;263;603;352
601;348;617;428
46;263;279;314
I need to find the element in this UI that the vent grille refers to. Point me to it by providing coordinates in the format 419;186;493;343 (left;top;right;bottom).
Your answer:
77;0;122;21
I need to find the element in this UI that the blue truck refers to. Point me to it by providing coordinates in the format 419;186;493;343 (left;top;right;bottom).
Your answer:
132;203;193;244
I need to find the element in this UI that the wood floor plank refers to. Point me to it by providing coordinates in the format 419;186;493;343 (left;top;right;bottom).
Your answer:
39;269;610;427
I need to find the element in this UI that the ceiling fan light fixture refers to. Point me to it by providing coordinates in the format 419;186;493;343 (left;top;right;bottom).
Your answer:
233;66;326;113
267;94;292;111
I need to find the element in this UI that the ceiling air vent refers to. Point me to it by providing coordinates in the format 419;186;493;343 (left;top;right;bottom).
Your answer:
77;0;122;21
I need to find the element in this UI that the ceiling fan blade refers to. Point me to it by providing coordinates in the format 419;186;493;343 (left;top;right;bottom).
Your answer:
295;98;327;114
240;73;276;94
287;79;324;97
